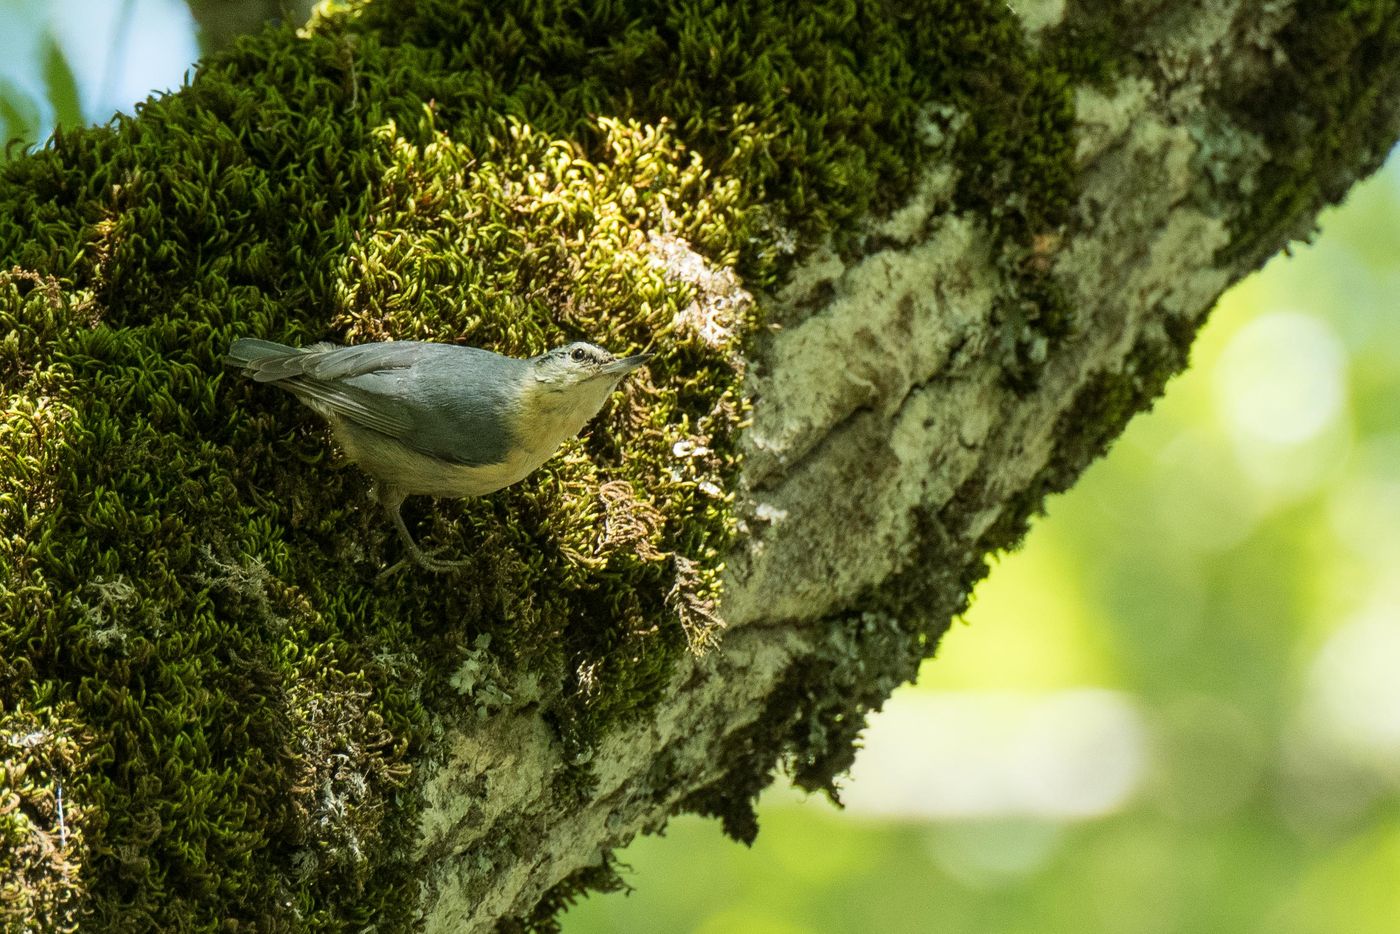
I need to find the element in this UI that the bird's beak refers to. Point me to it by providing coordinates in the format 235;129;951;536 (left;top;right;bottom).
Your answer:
601;352;654;376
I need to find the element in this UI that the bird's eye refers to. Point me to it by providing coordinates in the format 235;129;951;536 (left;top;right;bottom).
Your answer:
570;347;587;362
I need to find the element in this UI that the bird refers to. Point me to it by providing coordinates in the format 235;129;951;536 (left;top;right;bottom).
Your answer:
226;336;654;572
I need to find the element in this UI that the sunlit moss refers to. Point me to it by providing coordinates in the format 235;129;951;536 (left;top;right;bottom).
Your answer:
0;0;1098;927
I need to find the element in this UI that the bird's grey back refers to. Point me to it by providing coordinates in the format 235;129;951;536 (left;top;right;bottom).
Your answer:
228;338;526;467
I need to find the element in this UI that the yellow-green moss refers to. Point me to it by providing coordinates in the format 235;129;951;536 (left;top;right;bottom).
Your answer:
0;0;1094;928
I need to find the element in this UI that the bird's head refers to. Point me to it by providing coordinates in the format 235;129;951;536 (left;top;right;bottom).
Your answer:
531;341;653;390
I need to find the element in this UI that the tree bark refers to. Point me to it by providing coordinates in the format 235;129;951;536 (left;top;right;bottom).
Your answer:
417;2;1400;927
2;1;1398;931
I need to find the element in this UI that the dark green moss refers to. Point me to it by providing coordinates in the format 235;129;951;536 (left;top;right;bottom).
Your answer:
498;859;627;934
926;7;1088;392
1218;0;1400;266
1;0;1098;926
948;310;1197;582
1041;9;1130;91
678;609;937;838
678;660;816;845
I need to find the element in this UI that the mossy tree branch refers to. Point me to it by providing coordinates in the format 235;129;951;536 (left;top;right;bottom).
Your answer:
2;0;1398;930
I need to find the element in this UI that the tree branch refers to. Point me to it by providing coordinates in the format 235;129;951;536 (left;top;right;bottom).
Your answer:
2;1;1398;931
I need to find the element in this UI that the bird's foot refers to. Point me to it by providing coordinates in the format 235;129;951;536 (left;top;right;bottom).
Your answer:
380;500;469;578
413;547;470;573
377;544;469;580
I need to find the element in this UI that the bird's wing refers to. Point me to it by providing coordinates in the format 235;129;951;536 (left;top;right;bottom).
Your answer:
235;341;520;468
337;349;521;467
283;375;417;441
298;342;429;381
231;341;425;442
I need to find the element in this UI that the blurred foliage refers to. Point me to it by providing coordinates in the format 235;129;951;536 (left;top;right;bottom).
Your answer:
0;77;40;159
0;26;82;160
186;0;315;52
563;153;1400;933
40;33;83;133
0;0;311;158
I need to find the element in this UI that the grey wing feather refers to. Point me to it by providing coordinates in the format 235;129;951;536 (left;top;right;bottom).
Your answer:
228;338;519;467
300;343;430;380
226;337;297;370
283;377;414;440
338;347;522;466
228;339;426;382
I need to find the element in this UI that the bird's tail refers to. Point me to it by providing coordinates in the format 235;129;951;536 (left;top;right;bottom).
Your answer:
227;338;325;382
227;337;295;365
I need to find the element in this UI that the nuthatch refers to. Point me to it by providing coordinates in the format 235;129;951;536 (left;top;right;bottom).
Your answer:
226;337;653;571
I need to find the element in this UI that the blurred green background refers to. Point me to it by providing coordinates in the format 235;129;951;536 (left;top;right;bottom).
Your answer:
4;3;1398;932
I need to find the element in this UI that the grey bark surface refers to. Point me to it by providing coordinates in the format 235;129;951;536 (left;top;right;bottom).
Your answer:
411;2;1400;930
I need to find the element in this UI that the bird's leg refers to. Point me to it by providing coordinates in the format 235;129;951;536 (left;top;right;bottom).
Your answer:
377;486;468;574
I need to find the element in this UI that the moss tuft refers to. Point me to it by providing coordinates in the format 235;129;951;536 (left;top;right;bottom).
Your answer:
500;858;628;934
1;0;1098;925
950;316;1194;581
1219;0;1400;265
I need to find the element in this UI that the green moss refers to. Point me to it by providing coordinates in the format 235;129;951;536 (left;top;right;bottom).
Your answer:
1041;9;1127;92
674;611;933;843
500;859;627;934
1218;0;1400;265
949;315;1194;584
0;0;1097;927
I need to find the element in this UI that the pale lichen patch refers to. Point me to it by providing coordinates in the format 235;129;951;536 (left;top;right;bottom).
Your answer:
646;231;753;354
